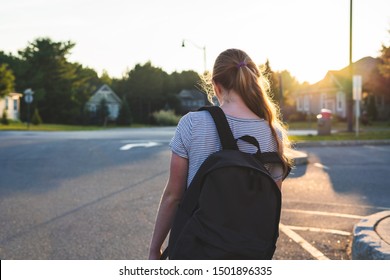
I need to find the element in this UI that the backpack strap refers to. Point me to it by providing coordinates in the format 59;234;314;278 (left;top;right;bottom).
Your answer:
198;106;238;150
199;106;291;180
238;135;262;153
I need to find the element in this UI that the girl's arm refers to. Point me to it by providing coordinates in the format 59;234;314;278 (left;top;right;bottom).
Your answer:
148;152;188;259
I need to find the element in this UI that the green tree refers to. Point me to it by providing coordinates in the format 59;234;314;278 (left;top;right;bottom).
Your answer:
117;96;132;126
1;41;104;124
1;110;9;125
0;64;15;98
0;51;26;92
365;36;390;121
72;65;101;123
367;94;378;121
100;70;112;86
277;70;300;101
260;60;305;120
112;65;200;123
17;38;77;123
167;70;200;93
123;62;167;123
378;30;390;79
31;107;43;125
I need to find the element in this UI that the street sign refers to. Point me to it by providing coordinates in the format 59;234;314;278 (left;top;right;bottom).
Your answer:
24;95;33;103
24;88;34;104
23;88;34;128
353;75;362;101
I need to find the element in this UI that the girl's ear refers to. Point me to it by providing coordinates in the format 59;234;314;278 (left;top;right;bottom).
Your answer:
213;82;222;97
213;82;225;105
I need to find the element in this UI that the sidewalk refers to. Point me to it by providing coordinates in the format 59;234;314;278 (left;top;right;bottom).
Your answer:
288;138;390;260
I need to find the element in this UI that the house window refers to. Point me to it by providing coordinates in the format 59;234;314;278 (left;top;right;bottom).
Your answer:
320;93;327;108
297;96;303;111
336;91;344;111
13;99;17;111
5;98;8;110
90;104;96;112
111;105;119;119
303;95;309;112
376;95;384;108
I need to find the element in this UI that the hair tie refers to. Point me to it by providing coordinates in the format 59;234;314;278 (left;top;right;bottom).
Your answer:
237;61;247;69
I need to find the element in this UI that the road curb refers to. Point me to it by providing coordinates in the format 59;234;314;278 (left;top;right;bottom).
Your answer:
294;139;390;148
352;211;390;260
285;149;308;166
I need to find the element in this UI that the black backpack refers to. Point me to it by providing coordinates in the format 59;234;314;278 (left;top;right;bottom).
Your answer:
163;106;289;260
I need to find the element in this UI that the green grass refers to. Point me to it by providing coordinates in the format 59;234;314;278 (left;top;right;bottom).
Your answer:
285;120;390;130
2;120;389;143
286;120;390;142
289;130;390;142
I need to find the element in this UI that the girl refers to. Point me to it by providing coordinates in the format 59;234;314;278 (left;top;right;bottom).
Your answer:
149;48;291;259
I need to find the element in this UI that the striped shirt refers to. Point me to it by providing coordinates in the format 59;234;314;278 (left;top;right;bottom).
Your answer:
170;110;284;187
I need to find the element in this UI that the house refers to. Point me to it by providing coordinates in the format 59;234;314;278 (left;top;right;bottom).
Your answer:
85;84;122;121
178;89;210;114
0;92;23;121
294;57;389;120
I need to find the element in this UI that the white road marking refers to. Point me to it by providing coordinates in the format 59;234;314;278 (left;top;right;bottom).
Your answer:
279;223;330;260
284;225;351;236
363;145;390;151
120;141;161;151
283;199;390;211
313;162;330;170
283;209;364;220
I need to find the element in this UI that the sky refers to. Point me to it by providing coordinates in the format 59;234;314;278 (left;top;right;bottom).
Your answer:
0;0;389;84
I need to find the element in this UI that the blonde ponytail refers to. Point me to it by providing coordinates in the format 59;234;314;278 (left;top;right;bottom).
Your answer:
202;49;292;173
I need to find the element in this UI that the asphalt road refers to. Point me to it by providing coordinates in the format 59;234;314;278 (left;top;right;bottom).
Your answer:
275;144;390;260
0;128;389;259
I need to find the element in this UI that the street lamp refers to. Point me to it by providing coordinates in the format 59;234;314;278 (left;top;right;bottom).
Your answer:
181;39;207;73
24;88;34;129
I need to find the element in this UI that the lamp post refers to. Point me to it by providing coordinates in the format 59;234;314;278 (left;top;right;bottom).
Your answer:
24;88;34;129
181;39;207;73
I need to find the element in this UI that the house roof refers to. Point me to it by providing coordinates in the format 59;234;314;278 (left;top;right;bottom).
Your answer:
296;57;379;95
88;84;122;104
178;89;206;100
8;92;23;98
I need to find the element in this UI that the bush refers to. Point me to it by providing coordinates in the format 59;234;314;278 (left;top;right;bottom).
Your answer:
1;110;9;125
288;112;307;122
152;110;181;126
31;108;43;125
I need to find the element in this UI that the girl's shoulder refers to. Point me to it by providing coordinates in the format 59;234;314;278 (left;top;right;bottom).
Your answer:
178;110;213;127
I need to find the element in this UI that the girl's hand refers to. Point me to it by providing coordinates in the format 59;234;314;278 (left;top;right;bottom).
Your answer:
148;249;162;260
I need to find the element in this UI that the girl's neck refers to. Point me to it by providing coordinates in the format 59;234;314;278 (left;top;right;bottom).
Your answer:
219;90;260;120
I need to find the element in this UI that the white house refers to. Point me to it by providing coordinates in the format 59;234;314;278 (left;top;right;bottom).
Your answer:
85;84;122;121
0;92;23;120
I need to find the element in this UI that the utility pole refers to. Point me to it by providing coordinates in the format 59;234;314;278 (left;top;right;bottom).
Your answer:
347;0;354;132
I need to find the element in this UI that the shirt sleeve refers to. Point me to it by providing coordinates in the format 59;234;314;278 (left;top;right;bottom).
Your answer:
169;113;192;159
